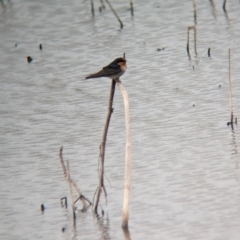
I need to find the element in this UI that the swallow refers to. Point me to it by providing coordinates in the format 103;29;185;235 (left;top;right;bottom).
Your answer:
85;57;127;80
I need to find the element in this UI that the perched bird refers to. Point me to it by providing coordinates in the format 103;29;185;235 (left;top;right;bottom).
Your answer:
85;57;127;80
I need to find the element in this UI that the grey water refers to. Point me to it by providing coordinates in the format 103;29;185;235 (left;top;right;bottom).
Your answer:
0;0;240;239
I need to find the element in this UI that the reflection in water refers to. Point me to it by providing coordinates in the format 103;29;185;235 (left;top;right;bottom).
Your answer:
231;130;238;156
95;213;111;240
122;227;131;240
223;8;230;22
222;0;230;23
1;0;240;239
187;26;197;60
71;225;78;240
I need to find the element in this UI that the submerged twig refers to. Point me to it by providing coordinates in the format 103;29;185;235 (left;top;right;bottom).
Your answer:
187;27;191;60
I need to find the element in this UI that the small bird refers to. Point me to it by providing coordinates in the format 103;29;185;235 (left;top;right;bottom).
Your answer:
85;57;127;80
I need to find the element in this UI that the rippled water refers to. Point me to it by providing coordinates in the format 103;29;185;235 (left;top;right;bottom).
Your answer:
1;0;240;239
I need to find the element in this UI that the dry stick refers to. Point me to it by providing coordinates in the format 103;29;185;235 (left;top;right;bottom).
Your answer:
193;26;197;57
67;160;76;225
105;0;123;29
187;26;197;59
115;80;131;229
91;0;95;16
228;48;234;129
223;0;227;12
192;0;197;24
129;0;134;17
59;147;88;209
94;80;116;214
208;48;211;57
61;197;68;208
74;195;92;206
187;27;191;60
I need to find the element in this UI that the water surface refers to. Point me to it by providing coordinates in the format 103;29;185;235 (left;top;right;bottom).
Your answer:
0;0;240;239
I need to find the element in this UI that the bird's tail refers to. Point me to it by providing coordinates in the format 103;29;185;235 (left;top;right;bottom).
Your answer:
85;70;104;79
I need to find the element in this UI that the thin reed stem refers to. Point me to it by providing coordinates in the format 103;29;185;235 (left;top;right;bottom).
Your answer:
223;0;227;12
105;0;124;28
94;79;116;214
130;0;134;17
115;80;131;229
228;48;234;129
187;27;191;60
59;147;89;210
91;0;95;16
192;0;197;24
67;161;76;225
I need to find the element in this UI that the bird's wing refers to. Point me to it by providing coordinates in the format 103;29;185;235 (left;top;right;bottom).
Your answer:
85;69;105;79
102;66;122;76
85;67;121;79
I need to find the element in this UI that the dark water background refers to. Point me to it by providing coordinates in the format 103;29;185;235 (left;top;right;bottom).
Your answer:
0;0;240;239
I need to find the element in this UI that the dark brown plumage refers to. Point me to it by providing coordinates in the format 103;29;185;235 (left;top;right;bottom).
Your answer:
85;57;127;80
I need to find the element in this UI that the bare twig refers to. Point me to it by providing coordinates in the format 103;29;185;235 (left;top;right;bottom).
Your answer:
187;26;197;59
223;0;227;12
59;147;89;210
192;0;197;24
208;48;211;57
94;79;116;214
228;48;234;129
193;26;197;57
129;0;134;17
105;0;123;28
91;0;95;16
59;147;68;179
67;161;76;225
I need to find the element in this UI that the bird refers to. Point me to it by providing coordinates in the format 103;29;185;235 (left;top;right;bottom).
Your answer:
85;57;127;80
